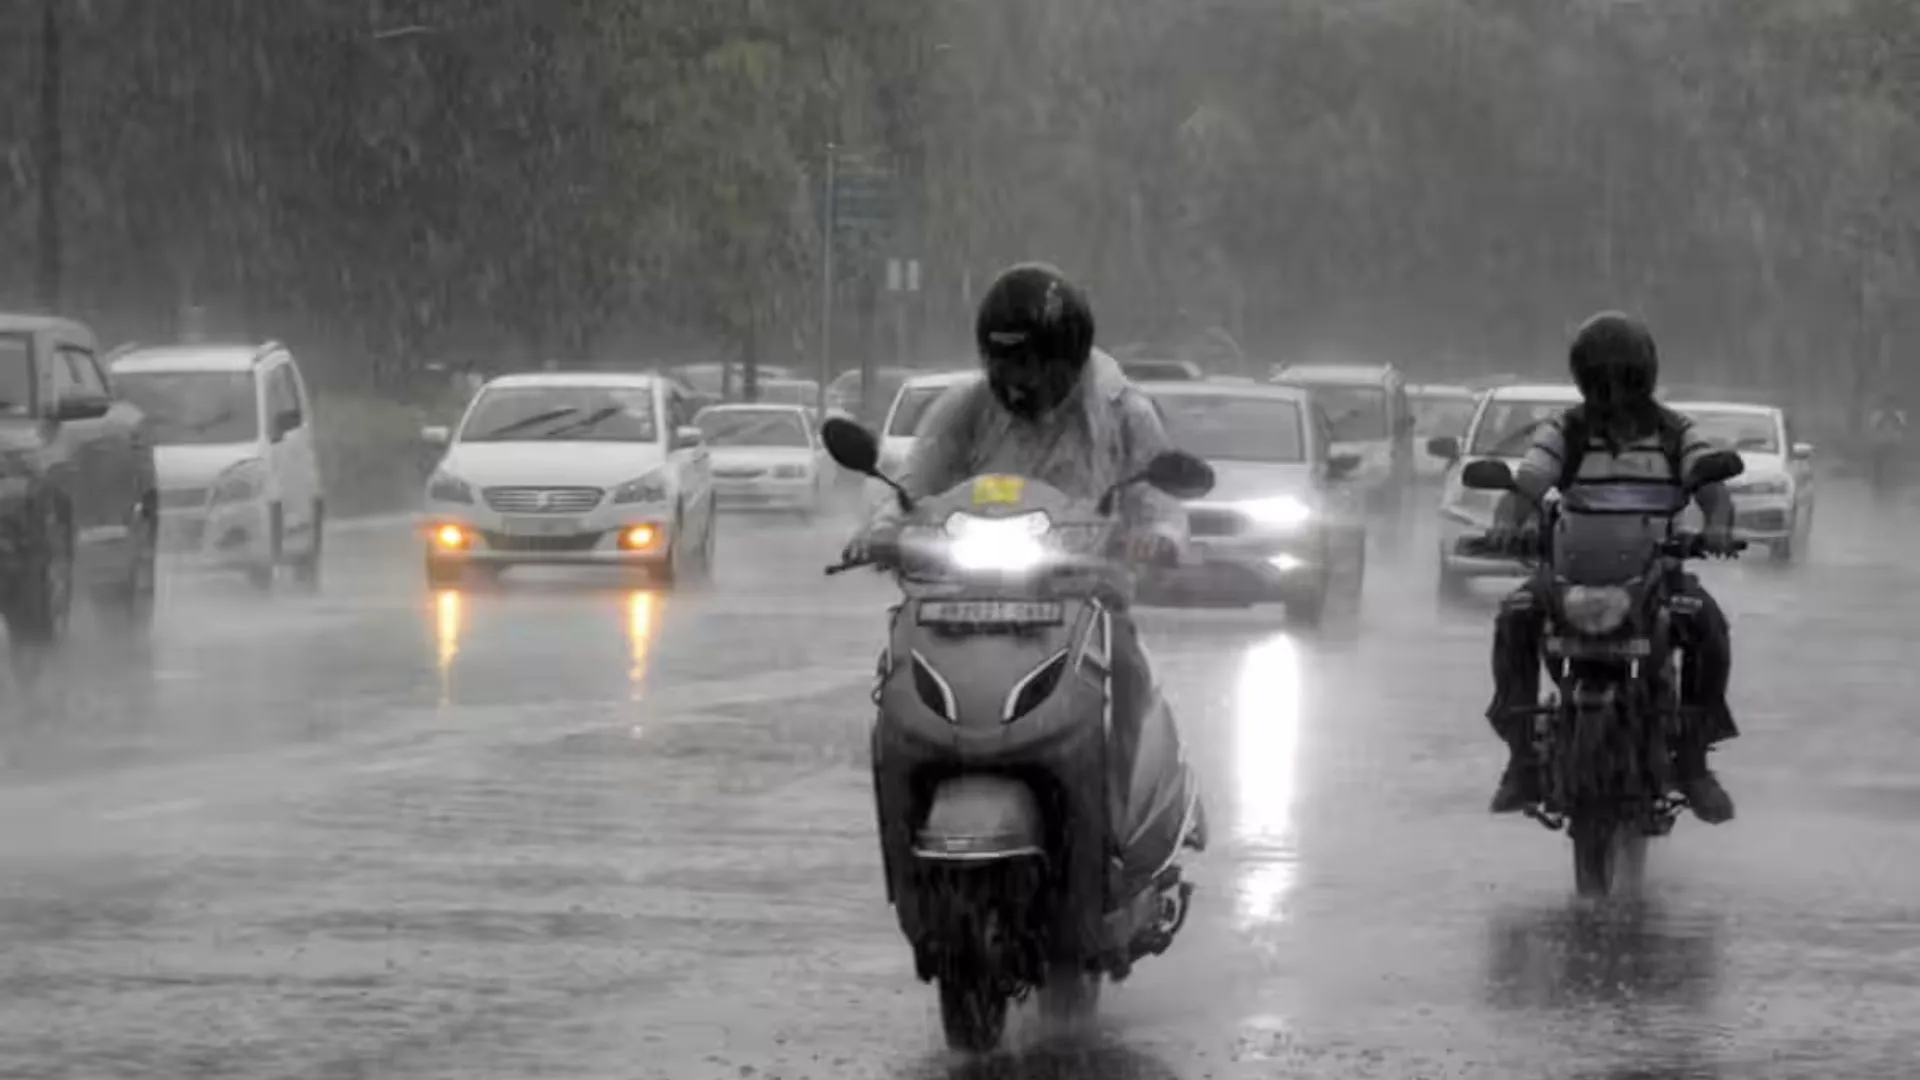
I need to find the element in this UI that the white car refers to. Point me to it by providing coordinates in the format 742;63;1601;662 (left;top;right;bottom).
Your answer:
1142;381;1367;626
1431;382;1581;595
419;372;716;588
110;342;327;591
866;369;977;507
1670;400;1816;561
1407;382;1476;483
695;403;831;517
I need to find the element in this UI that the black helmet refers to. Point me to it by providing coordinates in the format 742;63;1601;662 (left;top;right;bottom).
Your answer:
1568;311;1659;415
975;263;1095;420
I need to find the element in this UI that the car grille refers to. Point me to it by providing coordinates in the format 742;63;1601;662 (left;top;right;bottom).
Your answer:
1188;507;1248;537
480;530;604;553
482;486;604;514
713;466;765;480
160;486;209;510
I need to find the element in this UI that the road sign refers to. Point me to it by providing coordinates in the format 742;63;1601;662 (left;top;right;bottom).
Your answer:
835;171;897;225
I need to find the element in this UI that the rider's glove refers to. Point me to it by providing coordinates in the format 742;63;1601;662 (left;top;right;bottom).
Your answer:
1486;523;1538;556
841;523;898;567
1702;523;1740;557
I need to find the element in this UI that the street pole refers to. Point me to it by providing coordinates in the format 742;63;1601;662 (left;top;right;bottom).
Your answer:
818;143;837;413
36;0;63;310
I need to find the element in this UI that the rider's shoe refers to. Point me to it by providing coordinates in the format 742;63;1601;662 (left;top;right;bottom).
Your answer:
1489;748;1542;814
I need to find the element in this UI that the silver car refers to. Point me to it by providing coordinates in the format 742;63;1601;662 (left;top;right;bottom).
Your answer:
1142;381;1367;626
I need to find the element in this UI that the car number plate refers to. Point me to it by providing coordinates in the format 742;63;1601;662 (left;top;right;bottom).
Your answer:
917;600;1064;627
499;514;584;537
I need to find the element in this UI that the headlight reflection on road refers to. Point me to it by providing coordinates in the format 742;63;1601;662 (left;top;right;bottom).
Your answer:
433;588;463;705
1233;632;1303;929
626;589;660;701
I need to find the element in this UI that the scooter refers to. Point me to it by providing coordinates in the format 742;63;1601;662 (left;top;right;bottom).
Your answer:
819;417;1212;1052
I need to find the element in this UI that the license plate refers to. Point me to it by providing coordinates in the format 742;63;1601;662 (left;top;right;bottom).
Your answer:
499;514;584;537
1546;636;1651;658
917;600;1064;627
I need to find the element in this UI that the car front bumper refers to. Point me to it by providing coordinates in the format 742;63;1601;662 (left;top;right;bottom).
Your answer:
420;498;676;566
712;474;820;510
1730;494;1796;542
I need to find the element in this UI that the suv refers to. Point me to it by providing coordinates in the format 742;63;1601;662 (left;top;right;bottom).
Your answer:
0;315;158;646
109;342;326;592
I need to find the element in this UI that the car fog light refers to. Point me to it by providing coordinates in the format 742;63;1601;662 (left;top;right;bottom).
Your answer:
1268;554;1305;572
432;524;468;549
621;524;660;551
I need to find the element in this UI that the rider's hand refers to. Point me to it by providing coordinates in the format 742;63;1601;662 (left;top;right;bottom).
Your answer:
1702;523;1740;557
1486;523;1537;554
841;524;896;566
1126;529;1183;567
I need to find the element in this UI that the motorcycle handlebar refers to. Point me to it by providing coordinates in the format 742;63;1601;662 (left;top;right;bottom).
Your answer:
821;536;1180;576
1455;531;1747;561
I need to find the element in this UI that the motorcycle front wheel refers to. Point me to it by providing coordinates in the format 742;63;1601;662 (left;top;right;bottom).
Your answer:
1569;815;1647;898
938;973;1011;1053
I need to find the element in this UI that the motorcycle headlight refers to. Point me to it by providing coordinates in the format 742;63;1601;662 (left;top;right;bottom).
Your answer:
612;470;671;505
1734;475;1789;497
942;510;1052;572
1238;495;1313;529
1560;585;1633;635
426;470;473;504
211;459;267;505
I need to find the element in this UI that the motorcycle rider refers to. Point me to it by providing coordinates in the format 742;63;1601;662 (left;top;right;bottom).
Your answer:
842;261;1207;871
1867;392;1906;491
1484;312;1740;824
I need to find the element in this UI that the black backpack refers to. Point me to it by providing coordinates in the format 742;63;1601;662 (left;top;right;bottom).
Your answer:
1555;404;1688;492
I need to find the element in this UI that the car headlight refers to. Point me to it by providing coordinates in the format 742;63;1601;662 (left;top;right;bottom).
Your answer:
942;510;1052;572
426;471;473;504
1237;495;1313;529
1733;475;1789;497
612;470;671;505
211;459;267;505
773;463;810;479
1560;585;1633;635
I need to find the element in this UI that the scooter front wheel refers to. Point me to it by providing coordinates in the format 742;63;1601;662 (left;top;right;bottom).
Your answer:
938;974;1010;1053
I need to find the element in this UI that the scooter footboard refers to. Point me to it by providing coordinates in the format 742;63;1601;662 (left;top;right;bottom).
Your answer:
914;775;1045;862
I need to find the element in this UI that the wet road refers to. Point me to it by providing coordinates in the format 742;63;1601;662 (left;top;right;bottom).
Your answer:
3;482;1919;1079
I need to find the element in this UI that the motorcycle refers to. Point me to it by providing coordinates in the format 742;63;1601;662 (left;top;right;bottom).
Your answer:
817;416;1213;1053
1455;449;1746;897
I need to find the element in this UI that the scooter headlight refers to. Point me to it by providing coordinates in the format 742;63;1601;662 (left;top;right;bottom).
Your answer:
941;510;1053;572
1560;585;1633;635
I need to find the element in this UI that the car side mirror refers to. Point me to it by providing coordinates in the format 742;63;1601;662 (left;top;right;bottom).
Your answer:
1426;435;1459;460
1460;459;1516;491
52;391;111;422
820;416;880;474
420;425;450;446
1790;441;1814;461
1327;452;1362;480
270;408;301;441
1685;448;1745;489
671;425;705;451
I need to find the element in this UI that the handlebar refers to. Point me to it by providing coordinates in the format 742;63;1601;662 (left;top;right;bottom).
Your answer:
822;536;1182;576
1456;530;1747;561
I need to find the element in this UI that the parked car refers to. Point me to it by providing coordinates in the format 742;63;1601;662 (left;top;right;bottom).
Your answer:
1670;399;1816;562
418;371;716;589
0;315;158;647
111;341;326;591
1141;380;1365;626
695;403;832;517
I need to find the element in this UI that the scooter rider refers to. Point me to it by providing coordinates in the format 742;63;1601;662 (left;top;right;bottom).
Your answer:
842;262;1207;868
1483;312;1740;824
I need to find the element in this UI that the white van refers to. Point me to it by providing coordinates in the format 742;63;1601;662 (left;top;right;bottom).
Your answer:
111;343;326;591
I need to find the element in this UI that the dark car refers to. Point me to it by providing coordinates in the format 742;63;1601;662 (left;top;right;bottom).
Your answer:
0;315;158;649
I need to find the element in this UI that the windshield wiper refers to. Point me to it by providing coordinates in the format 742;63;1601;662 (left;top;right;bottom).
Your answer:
471;406;581;440
537;405;626;439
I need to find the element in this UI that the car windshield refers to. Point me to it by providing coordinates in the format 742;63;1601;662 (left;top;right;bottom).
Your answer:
1411;395;1475;437
114;370;259;444
697;409;811;448
887;386;950;436
0;335;34;418
459;385;658;442
1683;409;1779;454
1469;399;1570;457
1153;393;1305;463
1292;385;1387;440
